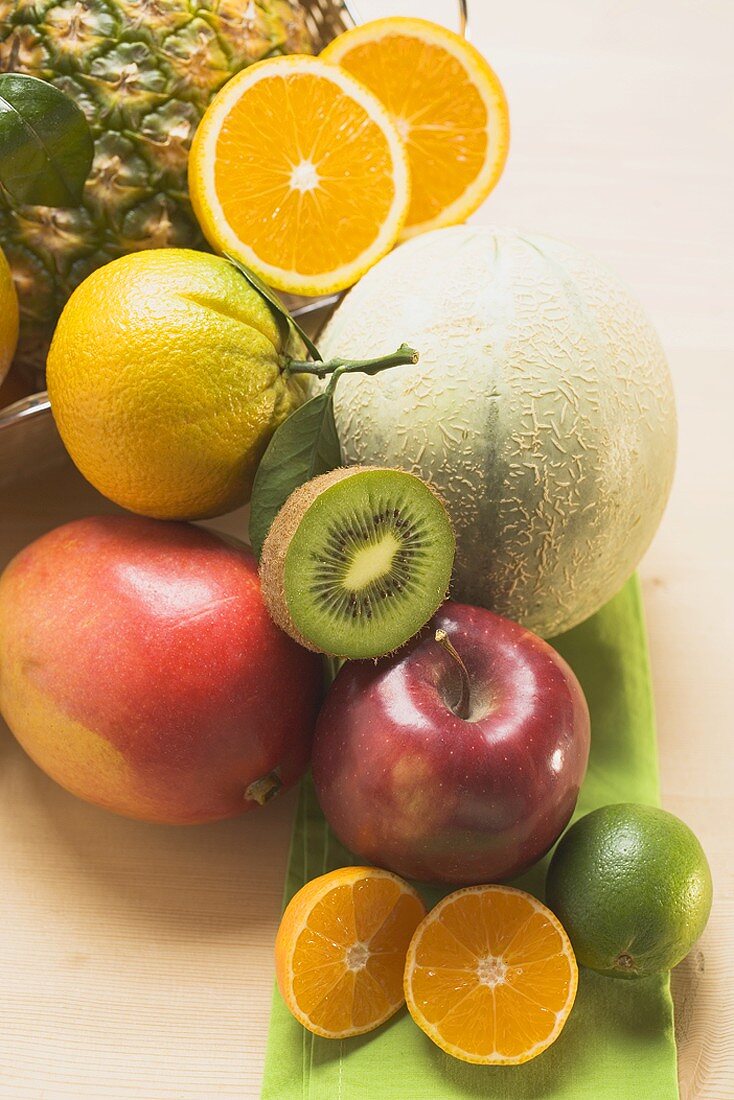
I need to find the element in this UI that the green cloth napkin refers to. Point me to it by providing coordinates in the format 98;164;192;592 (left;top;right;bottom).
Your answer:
261;576;679;1099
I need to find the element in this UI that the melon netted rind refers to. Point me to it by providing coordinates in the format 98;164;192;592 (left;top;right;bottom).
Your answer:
319;225;677;638
0;0;313;383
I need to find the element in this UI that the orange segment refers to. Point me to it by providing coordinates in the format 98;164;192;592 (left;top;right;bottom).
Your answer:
188;56;411;295
321;17;509;238
275;866;426;1038
404;885;578;1065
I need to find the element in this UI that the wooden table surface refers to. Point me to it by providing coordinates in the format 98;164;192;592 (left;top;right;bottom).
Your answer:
1;1;732;1097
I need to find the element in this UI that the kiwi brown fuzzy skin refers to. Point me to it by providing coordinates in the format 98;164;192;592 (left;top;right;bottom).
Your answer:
258;466;454;658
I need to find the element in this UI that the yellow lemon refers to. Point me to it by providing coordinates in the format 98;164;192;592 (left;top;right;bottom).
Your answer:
0;246;19;385
47;250;310;520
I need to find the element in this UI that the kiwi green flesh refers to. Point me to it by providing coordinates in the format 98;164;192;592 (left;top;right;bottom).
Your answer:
283;469;455;659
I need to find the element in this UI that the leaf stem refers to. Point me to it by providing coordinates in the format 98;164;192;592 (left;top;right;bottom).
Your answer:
285;342;419;382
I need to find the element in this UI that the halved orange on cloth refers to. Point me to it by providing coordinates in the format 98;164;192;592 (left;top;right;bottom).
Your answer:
321;17;509;239
404;885;578;1065
275;866;426;1038
188;56;410;295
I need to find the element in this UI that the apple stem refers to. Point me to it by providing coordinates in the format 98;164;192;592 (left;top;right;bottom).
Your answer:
434;629;471;720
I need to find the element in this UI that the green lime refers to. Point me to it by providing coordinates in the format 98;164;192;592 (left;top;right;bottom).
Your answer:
545;803;712;979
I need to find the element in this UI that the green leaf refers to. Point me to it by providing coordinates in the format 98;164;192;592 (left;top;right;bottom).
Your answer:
249;391;341;558
226;255;323;362
0;74;94;207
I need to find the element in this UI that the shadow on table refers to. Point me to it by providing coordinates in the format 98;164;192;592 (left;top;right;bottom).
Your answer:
1;728;296;938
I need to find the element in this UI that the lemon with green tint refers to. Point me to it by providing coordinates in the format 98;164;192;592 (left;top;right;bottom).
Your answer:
546;803;712;978
47;249;310;520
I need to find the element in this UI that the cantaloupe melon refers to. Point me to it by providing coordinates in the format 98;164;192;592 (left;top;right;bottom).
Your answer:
319;225;676;637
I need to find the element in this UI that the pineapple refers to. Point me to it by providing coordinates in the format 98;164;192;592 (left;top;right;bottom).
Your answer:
0;0;313;385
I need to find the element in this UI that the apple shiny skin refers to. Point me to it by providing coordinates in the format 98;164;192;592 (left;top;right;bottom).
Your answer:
311;602;590;885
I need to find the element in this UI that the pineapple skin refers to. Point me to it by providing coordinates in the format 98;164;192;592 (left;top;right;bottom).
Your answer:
0;0;313;384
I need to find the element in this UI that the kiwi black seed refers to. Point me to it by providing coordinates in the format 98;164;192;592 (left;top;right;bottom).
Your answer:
259;466;456;659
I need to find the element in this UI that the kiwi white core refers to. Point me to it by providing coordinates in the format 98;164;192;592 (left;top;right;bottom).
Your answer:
343;532;401;591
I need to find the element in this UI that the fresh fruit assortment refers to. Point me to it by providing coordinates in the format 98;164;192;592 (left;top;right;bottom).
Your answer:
0;11;710;1077
0;0;313;381
45;247;421;519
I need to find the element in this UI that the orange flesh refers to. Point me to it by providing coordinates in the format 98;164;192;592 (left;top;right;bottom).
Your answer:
279;869;426;1037
406;887;577;1063
332;34;492;228
213;73;398;275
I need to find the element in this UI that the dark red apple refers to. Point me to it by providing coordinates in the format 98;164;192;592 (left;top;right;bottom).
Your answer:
311;602;590;884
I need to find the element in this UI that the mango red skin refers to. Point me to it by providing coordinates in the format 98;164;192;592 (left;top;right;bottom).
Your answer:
312;602;590;885
0;516;323;823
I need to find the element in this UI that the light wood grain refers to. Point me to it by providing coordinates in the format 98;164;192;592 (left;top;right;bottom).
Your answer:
1;1;732;1096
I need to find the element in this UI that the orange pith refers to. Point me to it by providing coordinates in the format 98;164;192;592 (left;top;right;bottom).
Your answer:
189;57;411;295
321;17;509;238
275;866;426;1038
404;885;578;1065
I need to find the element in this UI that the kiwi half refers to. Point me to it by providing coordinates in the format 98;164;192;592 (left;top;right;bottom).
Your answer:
259;466;456;659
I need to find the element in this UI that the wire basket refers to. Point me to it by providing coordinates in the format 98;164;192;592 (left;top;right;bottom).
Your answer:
302;0;360;47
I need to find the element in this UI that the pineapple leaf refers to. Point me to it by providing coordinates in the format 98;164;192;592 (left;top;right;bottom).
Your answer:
226;255;323;362
0;74;94;207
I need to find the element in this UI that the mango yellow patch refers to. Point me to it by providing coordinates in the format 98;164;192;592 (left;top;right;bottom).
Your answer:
1;666;160;819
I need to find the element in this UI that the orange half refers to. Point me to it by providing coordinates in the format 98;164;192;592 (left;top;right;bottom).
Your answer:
322;17;509;238
188;56;411;295
404;885;578;1065
275;866;426;1039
